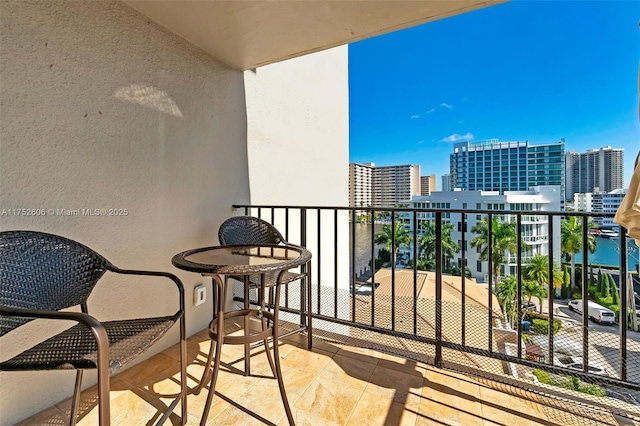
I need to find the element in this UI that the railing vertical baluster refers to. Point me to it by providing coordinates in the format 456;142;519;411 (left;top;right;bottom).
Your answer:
285;208;289;241
581;215;589;373
435;211;443;368
333;208;338;319
413;210;418;335
547;214;555;361
391;212;396;331
299;208;308;319
371;209;376;327
487;213;493;353
351;209;356;323
516;214;522;359
620;227;628;381
461;213;466;346
317;209;322;317
227;207;636;391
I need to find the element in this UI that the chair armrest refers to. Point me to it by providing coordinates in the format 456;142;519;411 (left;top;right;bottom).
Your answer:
106;267;186;312
0;306;109;347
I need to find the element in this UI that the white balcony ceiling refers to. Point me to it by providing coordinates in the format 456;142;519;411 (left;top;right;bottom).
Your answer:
123;0;506;70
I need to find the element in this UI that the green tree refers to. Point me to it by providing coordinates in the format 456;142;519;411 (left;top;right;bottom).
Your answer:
533;285;548;314
496;276;518;327
374;221;412;260
602;273;611;298
560;217;597;292
444;264;472;278
611;280;619;305
523;254;563;291
417;220;459;269
470;217;524;285
407;257;433;271
522;280;544;305
562;266;571;298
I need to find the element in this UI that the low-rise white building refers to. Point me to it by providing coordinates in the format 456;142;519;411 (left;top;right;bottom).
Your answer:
592;188;627;230
572;188;627;230
403;186;562;283
573;192;593;212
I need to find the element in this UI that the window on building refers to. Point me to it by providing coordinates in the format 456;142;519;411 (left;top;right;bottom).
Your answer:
477;260;482;272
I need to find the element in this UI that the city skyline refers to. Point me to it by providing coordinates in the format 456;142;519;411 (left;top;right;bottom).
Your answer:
348;0;639;189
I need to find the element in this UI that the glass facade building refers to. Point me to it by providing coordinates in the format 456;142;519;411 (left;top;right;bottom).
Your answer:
450;139;565;197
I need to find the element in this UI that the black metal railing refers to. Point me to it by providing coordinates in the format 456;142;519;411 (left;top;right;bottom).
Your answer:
234;204;640;409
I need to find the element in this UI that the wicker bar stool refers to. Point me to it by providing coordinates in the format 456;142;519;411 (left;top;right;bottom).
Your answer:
217;215;312;348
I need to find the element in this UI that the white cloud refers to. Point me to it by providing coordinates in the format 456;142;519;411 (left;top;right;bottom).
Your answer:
411;108;435;119
440;132;474;143
440;103;453;109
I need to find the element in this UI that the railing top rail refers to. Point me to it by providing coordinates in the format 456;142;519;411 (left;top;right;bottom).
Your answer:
233;205;614;218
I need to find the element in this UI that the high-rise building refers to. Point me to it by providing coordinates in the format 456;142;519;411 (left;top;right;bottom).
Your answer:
349;163;421;208
349;162;374;208
372;164;421;207
420;174;436;196
442;174;452;192
449;139;565;196
565;146;624;199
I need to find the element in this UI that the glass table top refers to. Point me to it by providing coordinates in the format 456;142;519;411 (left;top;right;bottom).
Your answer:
172;244;311;275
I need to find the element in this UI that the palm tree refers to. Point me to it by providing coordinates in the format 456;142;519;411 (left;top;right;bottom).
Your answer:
522;280;547;313
561;216;597;292
374;221;412;261
523;254;563;290
470;217;523;285
407;257;434;271
417;220;459;269
496;276;518;327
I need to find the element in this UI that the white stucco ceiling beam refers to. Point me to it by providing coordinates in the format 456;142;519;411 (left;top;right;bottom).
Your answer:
122;0;506;70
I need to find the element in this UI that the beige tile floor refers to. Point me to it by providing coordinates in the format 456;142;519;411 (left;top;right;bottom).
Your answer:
18;324;636;426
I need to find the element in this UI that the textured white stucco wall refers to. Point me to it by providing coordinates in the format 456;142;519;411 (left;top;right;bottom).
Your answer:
243;47;351;326
244;47;349;207
0;1;249;423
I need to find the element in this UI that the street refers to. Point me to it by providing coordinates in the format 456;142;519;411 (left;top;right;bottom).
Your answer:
526;299;640;405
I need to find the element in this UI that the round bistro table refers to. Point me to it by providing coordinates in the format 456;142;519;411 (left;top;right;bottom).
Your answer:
172;244;311;426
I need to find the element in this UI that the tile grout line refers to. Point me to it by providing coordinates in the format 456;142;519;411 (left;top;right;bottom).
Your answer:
343;352;381;426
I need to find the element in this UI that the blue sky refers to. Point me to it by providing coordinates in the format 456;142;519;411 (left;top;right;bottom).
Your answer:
349;0;639;189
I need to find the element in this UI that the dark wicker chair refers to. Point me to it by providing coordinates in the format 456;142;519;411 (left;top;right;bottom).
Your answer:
218;216;312;346
0;231;187;426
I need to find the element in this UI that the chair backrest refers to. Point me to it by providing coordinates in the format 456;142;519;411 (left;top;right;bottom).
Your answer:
0;231;110;336
218;216;286;246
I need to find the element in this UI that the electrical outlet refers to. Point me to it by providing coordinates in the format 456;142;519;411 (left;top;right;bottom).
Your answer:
194;284;206;306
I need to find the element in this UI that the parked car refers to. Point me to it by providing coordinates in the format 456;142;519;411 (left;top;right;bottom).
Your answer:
554;355;608;376
521;301;537;311
567;299;615;324
529;334;581;357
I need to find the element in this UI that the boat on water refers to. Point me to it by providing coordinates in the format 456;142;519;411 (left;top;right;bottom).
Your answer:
599;229;619;239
